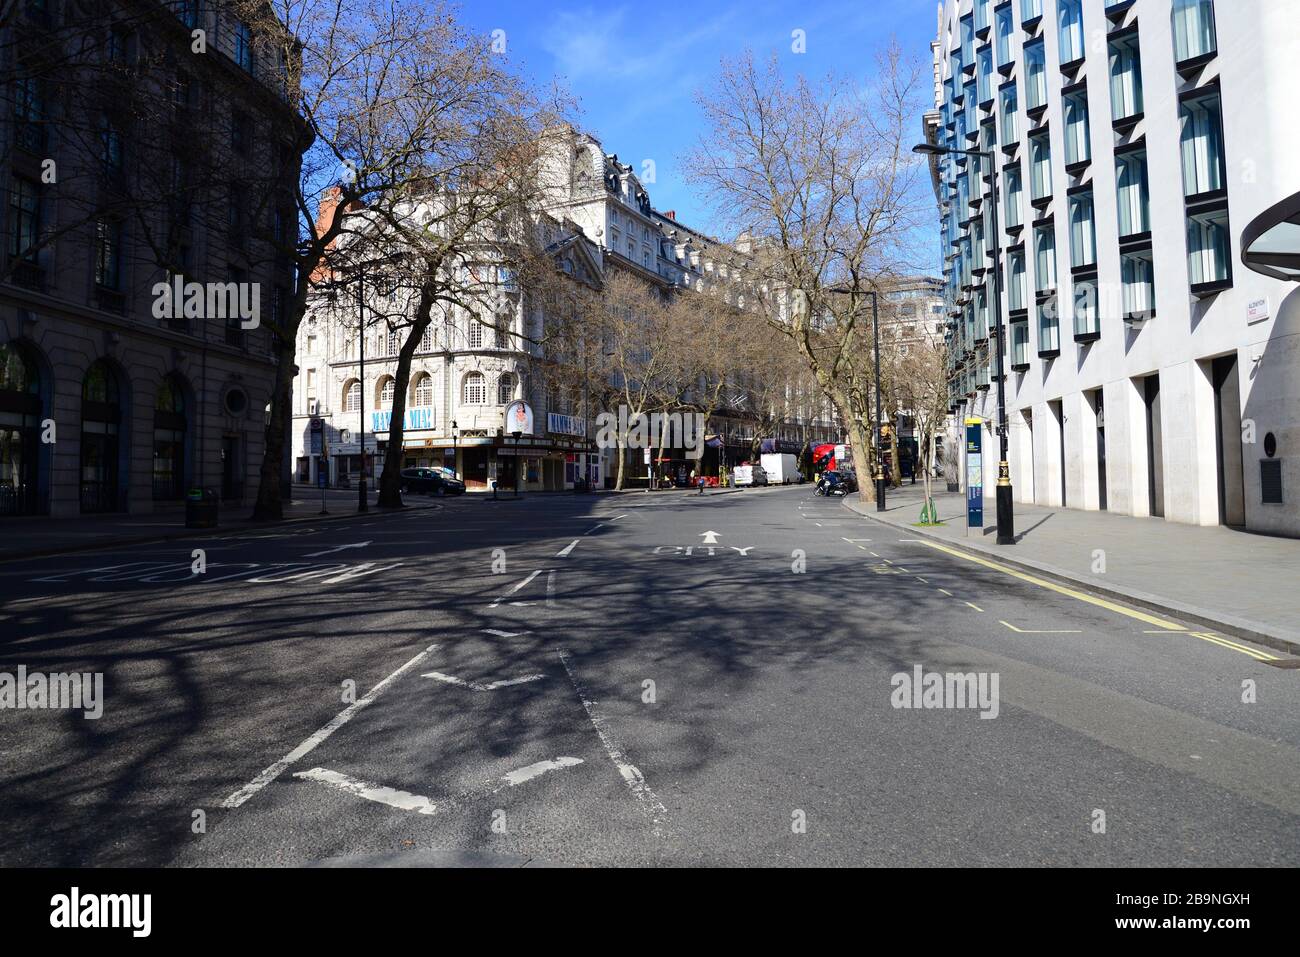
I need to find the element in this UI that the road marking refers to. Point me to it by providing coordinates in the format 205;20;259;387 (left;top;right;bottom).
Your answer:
938;588;953;596
500;756;584;786
490;569;541;608
700;530;720;544
558;649;667;837
965;602;984;612
320;562;404;585
870;551;880;557
422;670;544;691
1000;620;1083;634
915;576;929;583
483;629;530;638
304;541;371;558
222;643;438;809
585;524;604;535
912;540;1186;630
1186;631;1279;662
546;569;556;607
842;538;872;543
294;767;438;815
557;539;580;557
609;514;628;521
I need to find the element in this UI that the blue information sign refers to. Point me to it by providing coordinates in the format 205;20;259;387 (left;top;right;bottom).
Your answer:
966;422;983;528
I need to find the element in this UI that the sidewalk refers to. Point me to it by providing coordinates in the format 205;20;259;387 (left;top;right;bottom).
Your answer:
0;487;441;564
843;482;1300;654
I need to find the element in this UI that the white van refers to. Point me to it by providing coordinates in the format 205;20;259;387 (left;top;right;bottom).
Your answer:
760;453;800;485
733;464;768;487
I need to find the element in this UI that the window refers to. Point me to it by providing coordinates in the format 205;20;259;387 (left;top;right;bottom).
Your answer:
172;0;199;29
1021;0;1043;21
13;76;45;152
413;374;434;407
344;380;360;412
1121;249;1156;319
1024;40;1047;110
974;285;989;341
463;372;486;405
976;0;992;33
1029;133;1052;201
1004;166;1023;229
94;219;122;290
468;320;483;349
1180;89;1225;198
1063;89;1091;166
497;373;515;405
1007;249;1027;312
1115;149;1150;238
1034;223;1057;293
100;115;124;181
1038;297;1060;354
419;325;434;352
995;6;1015;66
1069;191;1096;269
1172;0;1217;64
978;47;993;103
1000;83;1018;145
1109;33;1143;122
1058;0;1085;65
1011;318;1031;367
1187;207;1231;288
961;15;975;68
1073;277;1099;339
231;110;252;155
378;377;394;409
235;21;254;72
8;178;39;261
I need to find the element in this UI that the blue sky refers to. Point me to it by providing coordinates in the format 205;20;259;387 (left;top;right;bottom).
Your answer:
457;0;941;239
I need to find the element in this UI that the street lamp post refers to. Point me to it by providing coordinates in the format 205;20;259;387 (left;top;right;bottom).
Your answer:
913;142;1015;545
870;290;886;512
451;420;458;479
357;267;368;513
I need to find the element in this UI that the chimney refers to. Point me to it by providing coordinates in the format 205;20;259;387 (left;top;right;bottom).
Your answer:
663;210;676;220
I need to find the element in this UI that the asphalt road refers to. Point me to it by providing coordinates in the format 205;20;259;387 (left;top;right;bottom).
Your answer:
1;486;1297;867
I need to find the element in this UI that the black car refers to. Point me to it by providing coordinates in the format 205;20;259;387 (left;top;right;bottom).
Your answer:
399;467;466;496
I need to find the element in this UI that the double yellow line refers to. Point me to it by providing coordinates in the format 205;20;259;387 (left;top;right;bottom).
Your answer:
917;540;1281;663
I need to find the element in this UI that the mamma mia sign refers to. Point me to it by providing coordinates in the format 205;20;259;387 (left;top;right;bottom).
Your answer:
372;407;435;433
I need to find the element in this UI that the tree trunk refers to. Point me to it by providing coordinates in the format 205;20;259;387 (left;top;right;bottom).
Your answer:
377;316;433;509
615;440;627;490
844;415;875;505
251;334;297;521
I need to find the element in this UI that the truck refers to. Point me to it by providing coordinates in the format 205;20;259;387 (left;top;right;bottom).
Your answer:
760;453;800;485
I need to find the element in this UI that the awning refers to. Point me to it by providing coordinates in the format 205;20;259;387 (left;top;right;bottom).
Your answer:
1241;191;1300;282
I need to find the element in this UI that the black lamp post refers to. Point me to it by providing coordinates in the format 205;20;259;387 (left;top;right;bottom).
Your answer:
451;420;458;479
356;267;368;513
869;289;886;512
914;141;1015;545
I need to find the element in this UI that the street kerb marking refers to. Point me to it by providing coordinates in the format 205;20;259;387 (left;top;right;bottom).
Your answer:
490;569;542;608
423;670;544;691
1186;631;1279;662
557;539;580;557
1000;620;1083;634
222;642;439;809
558;649;667;837
912;539;1187;631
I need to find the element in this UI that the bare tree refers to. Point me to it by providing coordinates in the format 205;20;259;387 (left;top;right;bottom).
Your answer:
686;45;929;501
893;340;950;522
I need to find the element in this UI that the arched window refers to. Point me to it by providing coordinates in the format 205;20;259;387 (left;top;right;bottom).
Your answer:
497;373;515;405
80;359;125;513
412;373;434;407
377;376;395;408
463;371;485;405
0;342;43;516
343;379;360;412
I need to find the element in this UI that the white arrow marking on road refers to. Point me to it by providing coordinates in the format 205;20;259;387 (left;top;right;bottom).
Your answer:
294;767;438;815
700;530;720;544
304;541;371;557
489;569;541;608
422;670;543;691
500;756;584;787
222;643;439;809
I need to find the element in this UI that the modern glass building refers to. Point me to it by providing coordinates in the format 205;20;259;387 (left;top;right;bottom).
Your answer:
921;0;1300;534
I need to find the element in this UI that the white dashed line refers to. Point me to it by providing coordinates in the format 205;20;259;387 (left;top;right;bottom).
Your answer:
557;539;580;557
490;569;541;608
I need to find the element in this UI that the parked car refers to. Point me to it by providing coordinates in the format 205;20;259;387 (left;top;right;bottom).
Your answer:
399;467;466;496
733;464;769;487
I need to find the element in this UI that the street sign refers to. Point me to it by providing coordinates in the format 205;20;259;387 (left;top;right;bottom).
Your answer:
966;420;983;529
309;417;323;455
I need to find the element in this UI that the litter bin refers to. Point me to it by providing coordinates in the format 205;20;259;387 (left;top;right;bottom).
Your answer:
185;487;219;529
